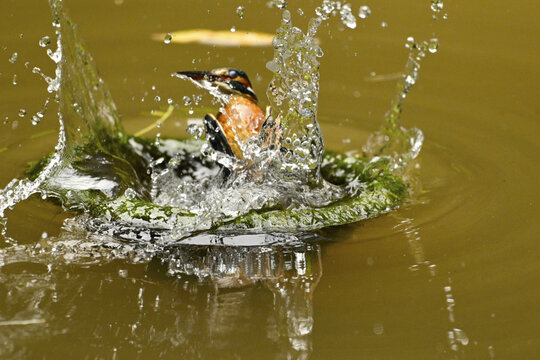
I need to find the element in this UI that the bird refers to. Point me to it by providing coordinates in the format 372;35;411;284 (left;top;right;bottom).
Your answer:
175;68;268;159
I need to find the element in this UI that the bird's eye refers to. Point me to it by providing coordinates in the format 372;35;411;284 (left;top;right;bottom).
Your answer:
229;70;238;78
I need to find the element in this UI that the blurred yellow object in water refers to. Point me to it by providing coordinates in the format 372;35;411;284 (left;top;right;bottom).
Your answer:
135;105;175;137
152;29;274;47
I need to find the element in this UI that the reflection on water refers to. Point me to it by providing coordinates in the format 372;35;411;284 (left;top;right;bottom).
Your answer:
1;215;478;359
0;229;321;359
397;214;469;358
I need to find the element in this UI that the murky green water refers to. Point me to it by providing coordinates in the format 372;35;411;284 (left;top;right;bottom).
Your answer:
1;0;539;359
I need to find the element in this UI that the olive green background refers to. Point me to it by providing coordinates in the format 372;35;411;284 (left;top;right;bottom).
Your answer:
0;0;538;359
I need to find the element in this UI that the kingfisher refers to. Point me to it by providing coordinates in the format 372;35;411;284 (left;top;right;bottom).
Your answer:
175;68;269;159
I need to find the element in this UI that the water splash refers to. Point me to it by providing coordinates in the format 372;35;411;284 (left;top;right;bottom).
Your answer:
1;0;426;241
236;6;245;19
431;0;444;13
8;52;18;64
265;10;325;184
267;0;288;10
358;5;371;19
39;35;51;47
264;2;370;184
361;35;438;173
0;0;143;235
0;18;67;231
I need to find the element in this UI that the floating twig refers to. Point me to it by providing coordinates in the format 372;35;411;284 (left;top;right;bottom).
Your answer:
134;105;175;137
152;29;274;47
0;318;46;326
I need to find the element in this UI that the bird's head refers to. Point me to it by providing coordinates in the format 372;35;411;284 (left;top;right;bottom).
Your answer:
175;68;258;102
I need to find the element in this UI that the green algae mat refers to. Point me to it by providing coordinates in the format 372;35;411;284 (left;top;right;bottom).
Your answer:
27;137;407;235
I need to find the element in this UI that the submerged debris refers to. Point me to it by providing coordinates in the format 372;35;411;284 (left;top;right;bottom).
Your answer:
152;29;274;47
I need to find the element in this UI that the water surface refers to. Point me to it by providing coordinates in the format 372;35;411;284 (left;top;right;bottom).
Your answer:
0;0;538;359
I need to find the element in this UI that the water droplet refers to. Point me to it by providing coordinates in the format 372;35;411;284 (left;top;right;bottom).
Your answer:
453;328;469;346
297;8;304;16
427;38;439;53
358;5;371;19
431;0;443;12
230;26;236;33
46;48;62;63
182;96;192;106
488;345;495;359
39;36;51;47
18;109;26;117
267;0;287;9
41;232;48;239
124;188;137;200
339;4;357;29
381;21;388;28
192;94;203;105
12;74;17;85
405;36;416;49
164;33;173;44
236;6;245;19
186;123;204;139
9;52;18;64
31;115;40;125
405;74;416;86
373;321;384;335
167;98;174;105
154;95;161;102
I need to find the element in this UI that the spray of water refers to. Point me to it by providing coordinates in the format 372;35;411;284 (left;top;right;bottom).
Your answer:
0;0;432;241
161;2;380;235
0;0;147;239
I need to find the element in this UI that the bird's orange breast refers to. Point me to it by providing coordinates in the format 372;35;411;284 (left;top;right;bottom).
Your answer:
217;96;265;158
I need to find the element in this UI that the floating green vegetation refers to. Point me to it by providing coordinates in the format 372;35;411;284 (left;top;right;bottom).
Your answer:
28;137;406;235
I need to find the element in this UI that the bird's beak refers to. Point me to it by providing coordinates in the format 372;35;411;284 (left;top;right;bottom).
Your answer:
175;70;222;83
